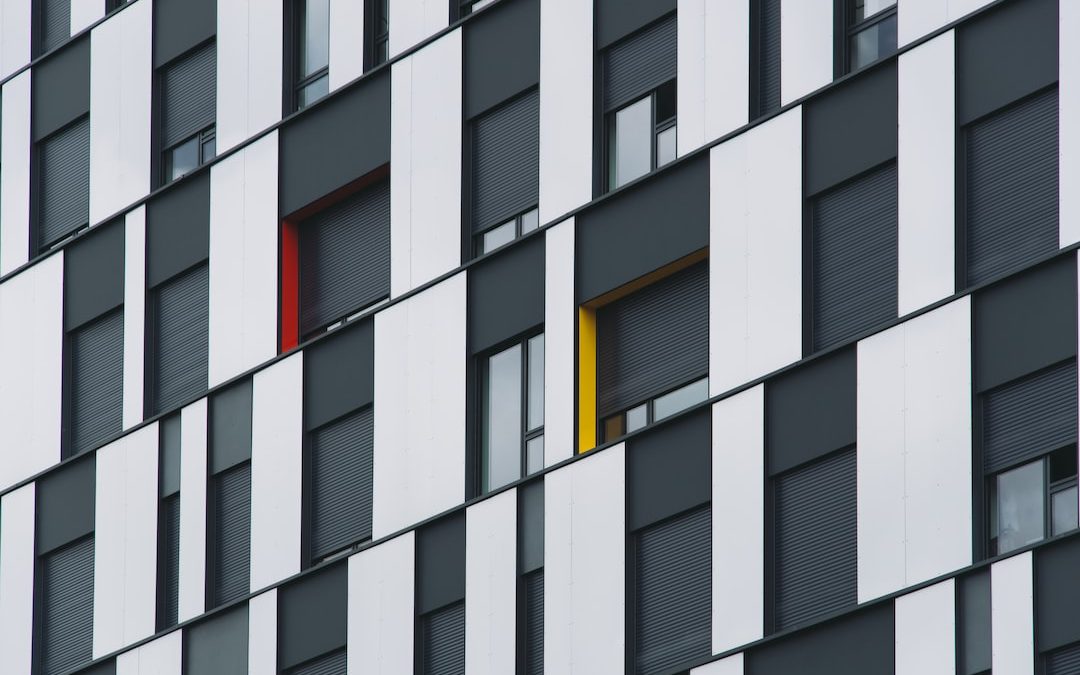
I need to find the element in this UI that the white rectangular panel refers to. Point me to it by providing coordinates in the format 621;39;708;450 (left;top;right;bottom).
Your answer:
1062;0;1080;248
895;580;955;675
248;589;278;675
545;444;625;675
992;552;1034;675
0;252;63;490
544;218;575;466
465;489;517;675
217;0;283;153
208;132;279;388
70;0;101;36
388;0;447;58
348;532;415;675
692;654;744;675
1;70;31;275
123;206;146;429
677;0;748;155
178;398;208;622
373;273;466;538
94;424;159;657
249;352;304;591
897;0;995;47
329;0;365;92
0;0;31;78
389;30;462;296
712;386;765;653
0;484;35;675
116;631;183;675
710;107;802;395
538;0;592;222
898;31;954;314
780;0;832;105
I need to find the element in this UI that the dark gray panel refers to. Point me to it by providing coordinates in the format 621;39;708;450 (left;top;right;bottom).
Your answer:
596;0;676;49
37;455;96;554
577;154;708;303
811;161;898;352
279;564;348;669
40;536;95;675
69;310;125;456
774;448;857;630
524;569;544;675
210;378;253;474
211;463;251;607
463;0;539;119
1036;537;1080;653
153;263;209;415
32;37;90;140
804;62;897;196
983;360;1076;474
964;87;1059;287
519;479;544;574
627;408;710;531
603;13;677;111
64;219;125;331
957;0;1057;125
185;604;249;675
421;601;465;675
287;650;347;675
41;0;70;54
304;320;374;431
974;255;1078;393
417;513;466;614
747;602;894;675
160;493;180;629
162;41;216;147
148;168;211;288
39;116;90;249
633;505;711;675
757;0;781;116
597;262;708;418
470;89;539;232
154;0;216;67
299;181;390;336
77;659;117;675
1048;643;1080;675
161;414;182;497
958;569;991;675
280;73;390;216
468;234;544;354
310;408;374;560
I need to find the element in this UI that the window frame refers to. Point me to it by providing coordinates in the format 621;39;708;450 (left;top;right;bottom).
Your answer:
289;0;331;113
840;0;897;74
473;206;539;257
600;375;708;444
162;126;216;185
604;78;677;193
988;445;1079;556
365;0;389;70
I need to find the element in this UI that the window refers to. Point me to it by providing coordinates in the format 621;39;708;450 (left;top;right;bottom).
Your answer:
989;447;1078;555
458;0;496;17
754;0;782;118
160;41;217;185
106;0;132;11
158;415;182;631
844;0;897;72
37;116;91;252
481;332;544;493
522;569;544;675
208;380;253;609
308;407;374;563
151;263;210;415
68;309;124;456
38;0;69;54
420;601;465;675
293;0;330;110
1045;641;1080;675
366;0;389;69
39;537;96;675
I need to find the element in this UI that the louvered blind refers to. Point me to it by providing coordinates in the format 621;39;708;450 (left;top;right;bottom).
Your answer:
471;89;539;232
758;0;782;115
153;263;209;414
983;361;1077;474
812;162;898;351
965;87;1058;287
775;448;857;630
161;493;181;629
1048;642;1080;675
39;116;90;249
299;182;390;336
310;407;374;560
604;13;677;111
524;569;544;675
634;505;711;675
597;261;708;418
422;601;465;675
41;0;70;53
70;309;124;455
287;649;348;675
41;536;95;675
212;463;251;607
162;41;217;147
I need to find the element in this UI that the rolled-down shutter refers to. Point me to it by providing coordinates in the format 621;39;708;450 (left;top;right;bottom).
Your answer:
758;0;782;115
634;505;711;675
153;263;209;414
775;447;857;630
471;89;539;233
1048;643;1080;675
524;570;544;675
965;87;1058;287
41;536;95;675
287;649;347;675
983;361;1077;474
603;13;677;111
39;116;90;249
597;261;708;418
310;407;374;560
161;494;181;629
70;309;124;455
422;601;465;675
299;182;390;336
812;161;898;352
162;41;217;147
41;0;70;53
212;463;251;607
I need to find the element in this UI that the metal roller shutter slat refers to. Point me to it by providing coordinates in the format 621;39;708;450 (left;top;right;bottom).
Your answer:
40;117;90;248
42;0;70;52
524;570;544;675
213;463;251;606
604;14;677;111
471;90;539;232
310;408;374;559
759;0;782;114
1048;643;1080;675
71;309;124;454
162;494;181;628
154;264;209;414
288;649;348;675
41;536;95;675
162;41;217;147
422;601;465;675
983;361;1077;474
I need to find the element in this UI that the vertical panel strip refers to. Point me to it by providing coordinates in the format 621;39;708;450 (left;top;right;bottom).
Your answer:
178;398;208;622
0;70;31;274
465;489;517;675
348;531;415;675
895;580;955;675
123;207;147;429
991;551;1034;675
545;218;576;465
1063;0;1080;248
0;484;36;674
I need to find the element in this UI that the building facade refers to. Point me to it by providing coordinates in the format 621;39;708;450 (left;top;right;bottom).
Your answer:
0;0;1077;673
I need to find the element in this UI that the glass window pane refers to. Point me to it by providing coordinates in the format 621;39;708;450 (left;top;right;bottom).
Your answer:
1052;485;1079;536
527;334;544;431
655;80;677;123
301;0;330;77
299;74;330;108
850;15;897;70
855;0;896;22
166;138;199;182
481;221;516;253
200;134;216;164
520;208;540;234
626;404;648;433
656;126;676;169
653;377;709;422
611;96;652;189
603;415;625;442
483;345;522;492
526;435;544;476
996;460;1045;554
